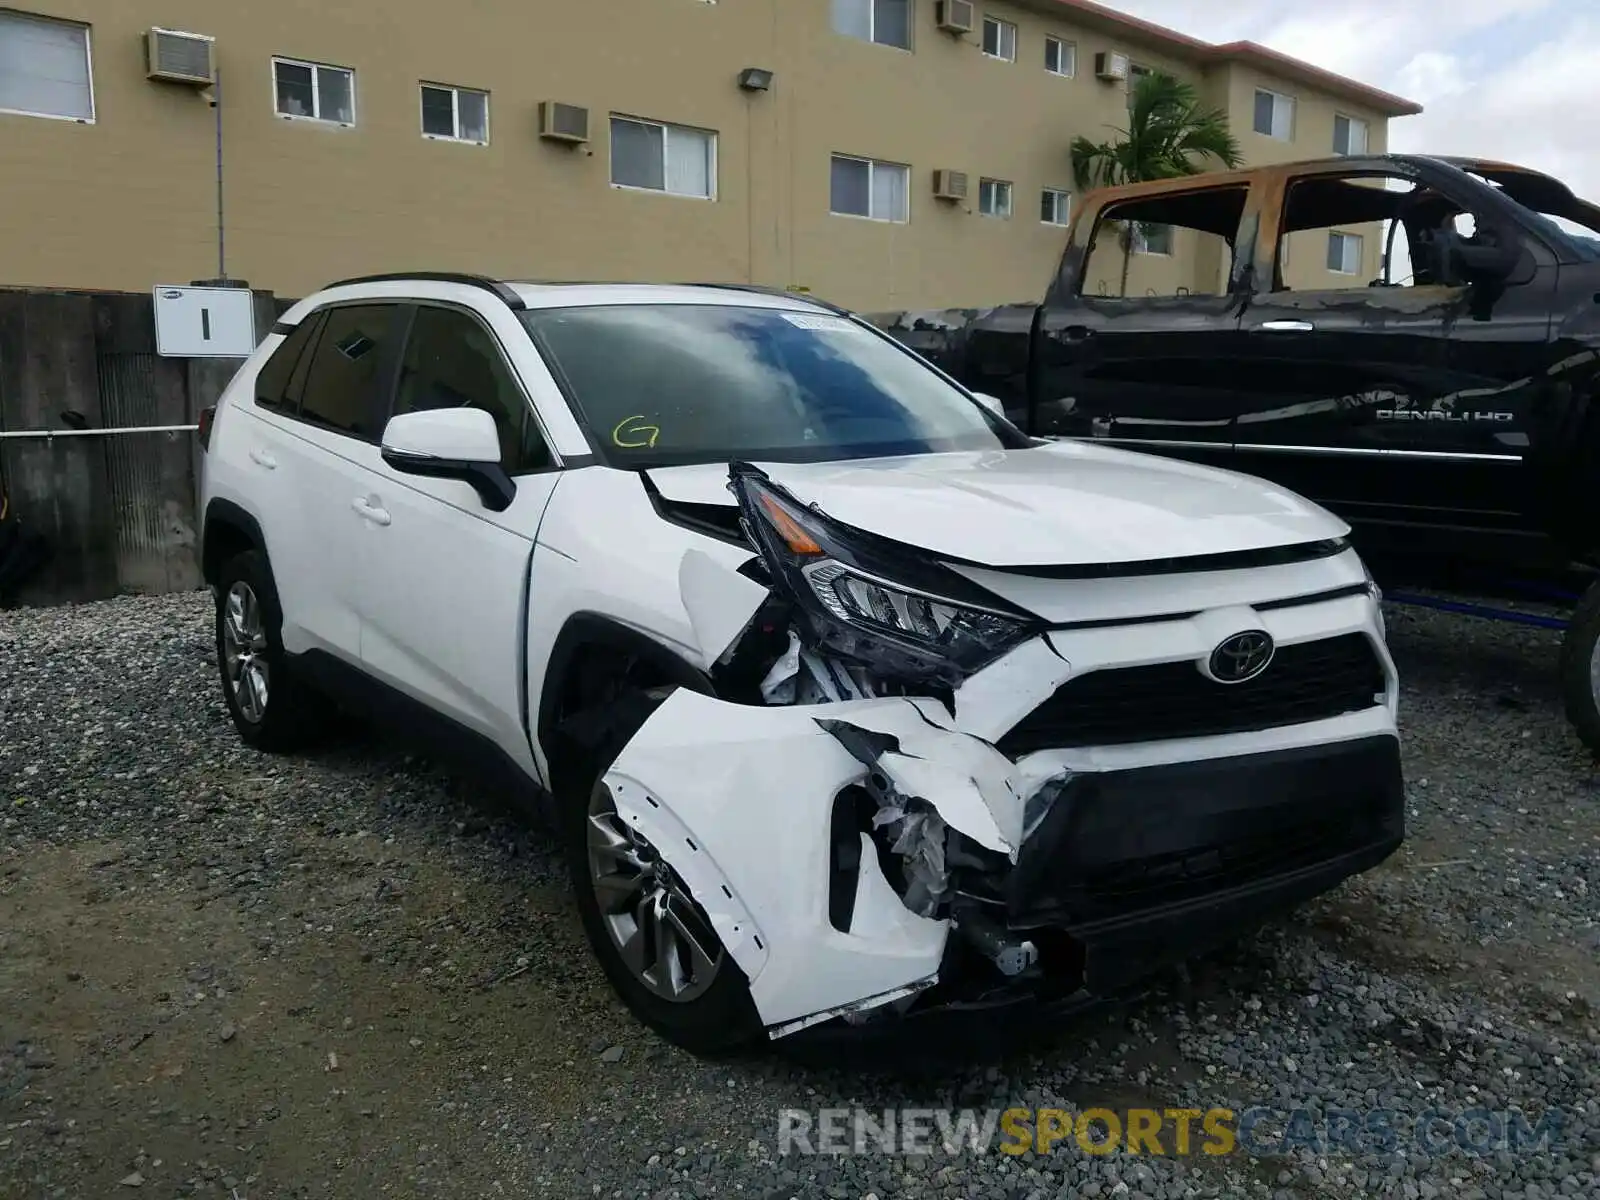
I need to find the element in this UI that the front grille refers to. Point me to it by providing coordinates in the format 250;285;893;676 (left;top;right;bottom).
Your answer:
997;633;1386;755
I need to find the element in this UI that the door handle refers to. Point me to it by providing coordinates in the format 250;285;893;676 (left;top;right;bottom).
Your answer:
1257;319;1315;332
1061;324;1093;341
351;497;392;527
248;448;277;469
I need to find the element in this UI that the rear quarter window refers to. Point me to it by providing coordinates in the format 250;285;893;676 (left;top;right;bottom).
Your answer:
252;315;323;413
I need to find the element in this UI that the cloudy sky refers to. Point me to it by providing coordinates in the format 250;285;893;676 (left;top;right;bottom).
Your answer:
1105;0;1600;199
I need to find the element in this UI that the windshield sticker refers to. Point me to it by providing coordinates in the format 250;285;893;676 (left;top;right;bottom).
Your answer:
779;312;853;332
612;414;660;449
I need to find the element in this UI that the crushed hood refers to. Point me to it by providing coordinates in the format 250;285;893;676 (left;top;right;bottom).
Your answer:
645;443;1348;568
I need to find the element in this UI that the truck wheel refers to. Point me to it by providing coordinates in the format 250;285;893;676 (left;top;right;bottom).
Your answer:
556;692;763;1058
1559;583;1600;756
214;550;330;752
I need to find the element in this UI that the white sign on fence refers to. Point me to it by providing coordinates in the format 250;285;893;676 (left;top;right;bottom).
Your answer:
152;285;257;358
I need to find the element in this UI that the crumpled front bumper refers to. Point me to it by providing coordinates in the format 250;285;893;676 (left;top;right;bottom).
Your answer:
601;678;1403;1041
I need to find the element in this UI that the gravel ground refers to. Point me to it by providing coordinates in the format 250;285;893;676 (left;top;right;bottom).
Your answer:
1;590;1597;1200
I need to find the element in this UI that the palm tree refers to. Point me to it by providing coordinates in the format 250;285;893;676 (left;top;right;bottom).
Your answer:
1070;71;1243;297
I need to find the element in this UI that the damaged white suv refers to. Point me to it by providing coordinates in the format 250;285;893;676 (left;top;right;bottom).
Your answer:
198;272;1403;1055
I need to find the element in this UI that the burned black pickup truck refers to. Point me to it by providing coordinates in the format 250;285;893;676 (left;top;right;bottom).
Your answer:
870;153;1600;748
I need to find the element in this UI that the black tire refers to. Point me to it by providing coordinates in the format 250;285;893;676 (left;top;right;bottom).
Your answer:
1559;582;1600;755
557;705;763;1059
214;549;331;752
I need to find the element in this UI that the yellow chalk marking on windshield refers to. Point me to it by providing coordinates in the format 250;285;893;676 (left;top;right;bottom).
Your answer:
612;415;660;449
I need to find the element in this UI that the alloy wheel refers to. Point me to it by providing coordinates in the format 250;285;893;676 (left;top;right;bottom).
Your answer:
1590;636;1600;712
585;787;724;1004
222;580;270;724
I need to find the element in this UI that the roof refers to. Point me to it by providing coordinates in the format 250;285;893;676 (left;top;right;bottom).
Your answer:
1014;0;1423;117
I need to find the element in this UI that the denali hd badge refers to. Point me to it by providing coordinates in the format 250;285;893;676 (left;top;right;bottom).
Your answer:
1207;631;1275;684
1375;410;1514;422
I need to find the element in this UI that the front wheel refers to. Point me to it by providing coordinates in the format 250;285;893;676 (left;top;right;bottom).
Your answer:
562;746;761;1057
1559;582;1600;755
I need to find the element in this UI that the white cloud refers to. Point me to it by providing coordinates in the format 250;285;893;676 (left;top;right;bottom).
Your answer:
1099;0;1600;201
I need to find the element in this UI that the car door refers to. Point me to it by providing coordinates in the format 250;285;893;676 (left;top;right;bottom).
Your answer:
1030;180;1254;471
1229;164;1552;561
243;302;407;664
352;301;565;770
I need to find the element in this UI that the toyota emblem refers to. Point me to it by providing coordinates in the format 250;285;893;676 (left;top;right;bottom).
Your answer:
1207;630;1275;684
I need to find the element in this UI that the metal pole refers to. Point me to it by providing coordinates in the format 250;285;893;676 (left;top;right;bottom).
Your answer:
0;425;198;441
215;64;226;281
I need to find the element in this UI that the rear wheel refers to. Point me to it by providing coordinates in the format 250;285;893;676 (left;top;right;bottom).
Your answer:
214;549;330;752
1560;582;1600;756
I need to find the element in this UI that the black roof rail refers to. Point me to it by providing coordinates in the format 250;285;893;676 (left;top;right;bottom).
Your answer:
320;271;527;311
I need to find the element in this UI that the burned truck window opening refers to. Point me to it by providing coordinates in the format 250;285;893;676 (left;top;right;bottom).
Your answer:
521;303;1028;467
1080;186;1246;298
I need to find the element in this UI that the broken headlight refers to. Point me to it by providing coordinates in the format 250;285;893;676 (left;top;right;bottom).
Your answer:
802;560;1028;667
730;464;1037;685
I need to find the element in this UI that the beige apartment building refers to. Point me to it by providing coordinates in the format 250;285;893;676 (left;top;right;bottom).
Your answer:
0;0;1420;311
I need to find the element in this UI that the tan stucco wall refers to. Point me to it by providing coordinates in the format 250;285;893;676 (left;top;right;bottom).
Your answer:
1;0;1397;310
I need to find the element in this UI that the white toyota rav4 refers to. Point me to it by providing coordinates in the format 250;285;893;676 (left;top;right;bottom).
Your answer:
198;272;1403;1055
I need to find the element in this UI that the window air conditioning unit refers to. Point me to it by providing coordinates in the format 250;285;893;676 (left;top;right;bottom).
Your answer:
935;1;975;34
932;169;969;201
1095;51;1130;81
539;101;590;143
146;27;216;86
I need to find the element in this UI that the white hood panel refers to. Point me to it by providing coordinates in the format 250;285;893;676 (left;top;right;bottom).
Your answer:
645;442;1348;568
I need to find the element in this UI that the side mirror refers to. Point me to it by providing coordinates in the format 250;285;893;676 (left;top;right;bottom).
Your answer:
971;392;1006;419
380;408;516;512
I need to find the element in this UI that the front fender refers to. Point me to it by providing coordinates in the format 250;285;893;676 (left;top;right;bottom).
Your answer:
600;689;953;1036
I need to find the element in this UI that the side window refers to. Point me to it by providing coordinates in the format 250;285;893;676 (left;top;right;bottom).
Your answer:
1079;186;1247;299
1273;173;1455;292
392;305;551;474
252;315;321;413
297;305;404;438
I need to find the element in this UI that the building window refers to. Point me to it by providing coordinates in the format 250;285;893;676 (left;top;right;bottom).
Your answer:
1327;230;1362;274
978;178;1012;218
1041;188;1071;226
1132;223;1172;255
1045;36;1075;77
1126;62;1153;110
981;16;1017;62
273;58;355;124
1333;113;1368;156
610;116;717;199
1252;87;1295;140
831;0;911;50
0;10;93;122
830;154;909;222
420;83;488;144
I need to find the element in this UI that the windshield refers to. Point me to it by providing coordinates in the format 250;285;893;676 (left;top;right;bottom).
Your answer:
519;303;1027;468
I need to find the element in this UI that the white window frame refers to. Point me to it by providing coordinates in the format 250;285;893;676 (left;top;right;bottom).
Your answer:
609;115;719;200
1253;87;1295;141
829;154;910;224
419;82;489;145
272;56;356;126
832;0;913;52
1041;188;1071;226
1327;230;1363;275
981;16;1017;63
1044;36;1075;77
1333;112;1369;156
0;10;94;123
1131;222;1173;256
978;178;1013;219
